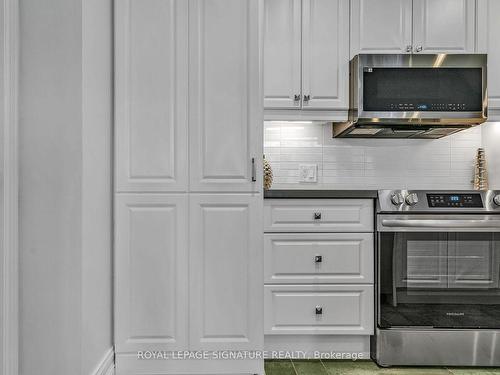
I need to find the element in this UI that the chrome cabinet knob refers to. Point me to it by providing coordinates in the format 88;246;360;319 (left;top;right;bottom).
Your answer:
315;306;323;315
315;255;322;263
494;195;500;206
294;94;301;102
314;212;322;220
415;45;423;53
391;192;405;205
406;192;419;206
303;95;310;102
406;45;412;53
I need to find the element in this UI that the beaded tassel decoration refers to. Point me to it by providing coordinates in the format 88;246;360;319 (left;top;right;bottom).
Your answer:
263;154;273;190
473;148;489;190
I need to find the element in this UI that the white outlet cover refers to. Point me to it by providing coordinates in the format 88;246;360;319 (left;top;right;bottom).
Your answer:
299;164;318;183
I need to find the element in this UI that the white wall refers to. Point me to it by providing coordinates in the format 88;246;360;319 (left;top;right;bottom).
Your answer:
482;122;500;189
264;121;492;190
81;0;113;374
19;0;113;374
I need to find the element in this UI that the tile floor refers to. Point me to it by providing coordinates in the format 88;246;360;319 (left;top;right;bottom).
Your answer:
264;360;500;375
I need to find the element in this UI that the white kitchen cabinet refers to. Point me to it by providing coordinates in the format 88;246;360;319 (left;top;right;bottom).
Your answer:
264;233;374;284
189;194;263;351
114;1;264;374
264;199;374;233
263;0;301;109
189;0;262;193
265;284;374;335
302;0;349;110
477;0;500;113
412;0;475;54
264;0;349;111
115;0;188;192
350;0;413;56
114;194;188;353
350;0;475;57
263;198;375;353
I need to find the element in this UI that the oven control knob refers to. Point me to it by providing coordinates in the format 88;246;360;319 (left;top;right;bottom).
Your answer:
494;195;500;206
390;192;405;205
405;192;419;206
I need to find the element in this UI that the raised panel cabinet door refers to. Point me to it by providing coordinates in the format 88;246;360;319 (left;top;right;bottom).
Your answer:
264;285;374;335
412;0;475;53
477;0;500;109
263;0;302;109
350;0;412;57
301;0;349;110
189;194;263;351
189;0;263;192
264;233;374;284
114;194;188;353
115;0;188;192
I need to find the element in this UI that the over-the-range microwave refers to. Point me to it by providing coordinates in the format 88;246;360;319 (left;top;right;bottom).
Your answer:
333;54;488;138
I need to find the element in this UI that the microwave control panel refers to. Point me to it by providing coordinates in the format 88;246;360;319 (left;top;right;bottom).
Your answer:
388;103;467;111
427;193;484;208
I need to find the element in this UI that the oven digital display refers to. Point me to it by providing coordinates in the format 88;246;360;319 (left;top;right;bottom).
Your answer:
427;193;483;208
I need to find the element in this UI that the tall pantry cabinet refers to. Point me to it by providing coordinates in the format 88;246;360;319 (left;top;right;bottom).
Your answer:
114;1;264;374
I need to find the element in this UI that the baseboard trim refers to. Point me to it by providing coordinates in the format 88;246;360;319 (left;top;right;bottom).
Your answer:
91;347;115;375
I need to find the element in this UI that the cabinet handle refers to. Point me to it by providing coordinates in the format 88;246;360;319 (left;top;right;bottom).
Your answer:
303;95;310;102
314;212;322;220
406;45;412;53
294;94;301;102
251;158;256;182
315;306;323;315
315;255;322;263
415;45;423;53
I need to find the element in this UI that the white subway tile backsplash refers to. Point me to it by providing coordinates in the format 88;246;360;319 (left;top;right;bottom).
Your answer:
264;121;488;190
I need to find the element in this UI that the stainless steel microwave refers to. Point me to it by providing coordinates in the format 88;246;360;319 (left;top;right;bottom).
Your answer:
333;54;488;138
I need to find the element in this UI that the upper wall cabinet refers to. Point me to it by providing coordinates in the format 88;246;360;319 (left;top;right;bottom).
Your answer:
477;0;500;112
412;0;475;54
115;0;188;192
264;0;349;111
350;0;413;55
350;0;476;57
189;0;262;192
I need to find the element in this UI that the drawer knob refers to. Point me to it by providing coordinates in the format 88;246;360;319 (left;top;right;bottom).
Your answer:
315;255;322;263
314;212;322;220
315;306;323;315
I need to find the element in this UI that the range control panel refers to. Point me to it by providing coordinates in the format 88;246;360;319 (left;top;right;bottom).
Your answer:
427;193;484;208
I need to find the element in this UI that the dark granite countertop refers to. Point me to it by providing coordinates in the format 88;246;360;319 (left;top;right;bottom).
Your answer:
264;189;378;199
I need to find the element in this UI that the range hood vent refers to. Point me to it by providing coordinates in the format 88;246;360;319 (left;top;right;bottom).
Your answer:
332;123;469;139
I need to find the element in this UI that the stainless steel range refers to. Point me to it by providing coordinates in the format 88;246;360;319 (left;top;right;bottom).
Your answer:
372;190;500;367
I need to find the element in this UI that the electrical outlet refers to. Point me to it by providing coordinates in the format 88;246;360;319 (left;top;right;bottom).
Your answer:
299;164;318;183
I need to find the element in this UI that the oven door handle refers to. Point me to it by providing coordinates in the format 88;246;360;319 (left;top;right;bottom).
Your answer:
381;219;500;229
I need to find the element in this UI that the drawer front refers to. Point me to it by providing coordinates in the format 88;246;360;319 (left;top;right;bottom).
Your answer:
264;199;374;232
265;285;374;335
264;233;373;284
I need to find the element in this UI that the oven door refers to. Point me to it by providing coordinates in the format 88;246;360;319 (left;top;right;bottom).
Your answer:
377;214;500;329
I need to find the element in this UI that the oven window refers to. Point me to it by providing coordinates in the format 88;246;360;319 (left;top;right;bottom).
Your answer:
363;68;483;112
379;232;500;329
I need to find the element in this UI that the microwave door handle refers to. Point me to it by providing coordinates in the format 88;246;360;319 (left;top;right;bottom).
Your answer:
381;219;500;230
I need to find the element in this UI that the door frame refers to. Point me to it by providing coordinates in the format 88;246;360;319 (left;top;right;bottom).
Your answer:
1;0;19;374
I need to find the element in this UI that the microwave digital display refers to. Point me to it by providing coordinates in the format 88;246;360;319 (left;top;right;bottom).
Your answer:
363;68;483;112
